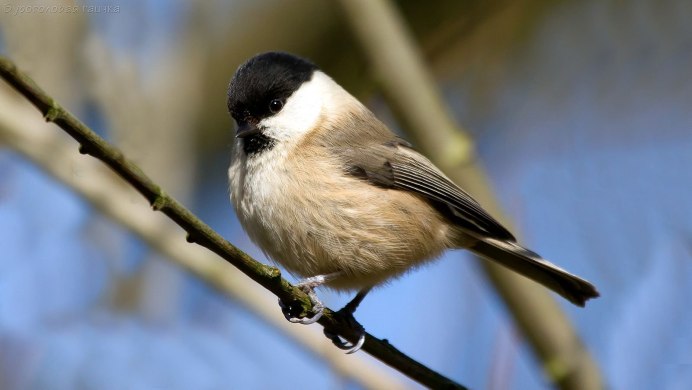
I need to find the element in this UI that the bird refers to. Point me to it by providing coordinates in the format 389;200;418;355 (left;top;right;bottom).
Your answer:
226;51;599;353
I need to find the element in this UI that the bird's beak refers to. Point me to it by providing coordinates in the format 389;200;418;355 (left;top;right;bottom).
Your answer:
236;122;260;138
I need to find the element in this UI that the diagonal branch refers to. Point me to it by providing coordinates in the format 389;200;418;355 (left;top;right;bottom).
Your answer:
0;56;468;390
0;93;405;390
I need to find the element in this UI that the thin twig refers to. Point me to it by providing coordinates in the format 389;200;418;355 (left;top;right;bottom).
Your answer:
336;0;603;388
0;93;406;390
0;56;468;390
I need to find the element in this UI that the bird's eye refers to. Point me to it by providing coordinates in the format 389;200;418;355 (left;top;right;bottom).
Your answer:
269;99;284;114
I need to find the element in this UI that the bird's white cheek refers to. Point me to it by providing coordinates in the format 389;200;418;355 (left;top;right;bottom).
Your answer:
258;74;330;141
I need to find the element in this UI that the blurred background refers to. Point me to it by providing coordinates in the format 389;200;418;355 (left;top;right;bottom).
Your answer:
1;0;691;389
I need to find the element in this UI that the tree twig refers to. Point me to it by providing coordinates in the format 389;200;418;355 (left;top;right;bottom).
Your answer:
336;0;603;388
0;92;407;390
0;56;468;390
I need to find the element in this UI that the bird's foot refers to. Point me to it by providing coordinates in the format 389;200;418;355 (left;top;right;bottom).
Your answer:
323;287;370;354
324;307;366;354
278;274;337;325
278;287;324;324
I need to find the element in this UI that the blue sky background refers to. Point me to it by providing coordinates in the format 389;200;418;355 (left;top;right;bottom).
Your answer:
1;0;691;389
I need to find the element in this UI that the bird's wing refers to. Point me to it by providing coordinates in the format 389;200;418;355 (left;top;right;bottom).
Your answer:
339;137;515;241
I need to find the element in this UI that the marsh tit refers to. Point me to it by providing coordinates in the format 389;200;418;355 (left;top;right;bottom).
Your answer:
227;52;599;352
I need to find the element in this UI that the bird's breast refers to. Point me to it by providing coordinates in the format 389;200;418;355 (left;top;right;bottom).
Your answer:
229;142;453;290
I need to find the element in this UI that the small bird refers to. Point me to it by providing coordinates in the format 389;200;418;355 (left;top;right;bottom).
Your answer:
227;52;599;352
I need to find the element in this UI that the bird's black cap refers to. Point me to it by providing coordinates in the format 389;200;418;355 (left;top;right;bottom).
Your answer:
227;52;318;124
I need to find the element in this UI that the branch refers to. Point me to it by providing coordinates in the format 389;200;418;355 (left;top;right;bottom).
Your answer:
0;56;468;390
336;0;603;388
0;93;405;390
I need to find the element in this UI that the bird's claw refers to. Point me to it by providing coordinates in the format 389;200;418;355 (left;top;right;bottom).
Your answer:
323;308;366;354
324;329;366;354
278;297;324;324
278;283;325;324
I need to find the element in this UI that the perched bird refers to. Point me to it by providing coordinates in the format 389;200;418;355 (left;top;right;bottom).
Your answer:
227;52;599;352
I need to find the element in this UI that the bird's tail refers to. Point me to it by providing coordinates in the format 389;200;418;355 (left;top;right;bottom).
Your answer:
468;238;599;306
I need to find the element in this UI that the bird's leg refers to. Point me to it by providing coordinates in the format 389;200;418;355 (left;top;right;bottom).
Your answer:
324;287;371;354
279;273;340;325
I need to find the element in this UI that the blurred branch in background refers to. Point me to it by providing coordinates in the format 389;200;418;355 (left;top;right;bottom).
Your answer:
336;0;603;388
0;56;467;390
0;88;406;390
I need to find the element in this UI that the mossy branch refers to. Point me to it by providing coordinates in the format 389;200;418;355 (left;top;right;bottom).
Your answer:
0;56;468;390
